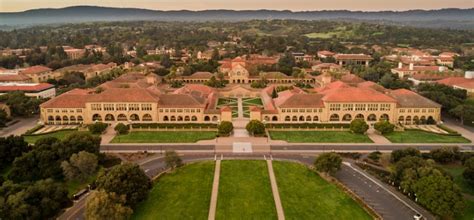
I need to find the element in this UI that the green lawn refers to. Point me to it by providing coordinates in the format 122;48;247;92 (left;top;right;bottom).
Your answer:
216;160;277;219
23;130;90;144
440;164;474;220
440;164;474;195
242;98;263;106
269;131;373;143
384;130;471;143
133;161;215;220
273;161;372;219
111;131;216;143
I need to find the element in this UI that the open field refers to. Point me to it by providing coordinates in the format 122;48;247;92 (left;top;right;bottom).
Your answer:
383;130;470;143
269;131;373;143
216;160;277;219
111;131;216;143
132;161;215;220
23;130;90;144
273;161;372;219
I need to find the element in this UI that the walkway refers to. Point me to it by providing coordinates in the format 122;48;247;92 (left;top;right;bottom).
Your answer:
0;116;39;137
367;128;391;144
444;119;474;142
100;125;116;144
266;160;285;220
208;159;221;220
237;97;244;119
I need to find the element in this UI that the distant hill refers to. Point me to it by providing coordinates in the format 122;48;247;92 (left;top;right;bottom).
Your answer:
1;6;474;29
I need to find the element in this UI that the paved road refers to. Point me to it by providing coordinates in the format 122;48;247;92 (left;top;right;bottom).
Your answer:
59;153;434;220
101;143;474;154
0;116;39;137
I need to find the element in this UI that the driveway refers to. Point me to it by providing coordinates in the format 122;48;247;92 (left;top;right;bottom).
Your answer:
0;116;39;137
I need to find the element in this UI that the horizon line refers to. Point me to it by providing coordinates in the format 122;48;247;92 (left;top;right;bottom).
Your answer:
2;5;474;13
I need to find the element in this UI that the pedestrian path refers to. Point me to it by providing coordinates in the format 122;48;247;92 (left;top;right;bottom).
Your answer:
232;142;253;153
208;160;221;220
237;97;244;119
367;128;391;144
266;159;285;220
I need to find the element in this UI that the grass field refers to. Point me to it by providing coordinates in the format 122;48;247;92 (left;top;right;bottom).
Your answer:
23;130;89;144
384;130;470;143
111;131;216;143
269;131;373;143
441;164;474;220
216;160;277;219
132;161;215;220
273;161;372;219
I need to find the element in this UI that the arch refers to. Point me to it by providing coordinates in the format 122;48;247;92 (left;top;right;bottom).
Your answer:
342;114;352;121
177;116;183;121
398;116;404;123
48;116;54;121
170;116;176;121
204;116;210;121
313;116;319;121
184;116;190;121
62;116;69;121
299;116;305;121
117;114;127;121
105;114;115;121
77;116;83;122
163;116;169;121
306;116;312;121
92;114;102;121
355;114;364;120
70;116;76;121
191;116;198;121
55;115;61;121
212;116;218;121
405;116;412;125
427;116;435;124
420;116;426;124
330;114;340;122
292;116;298;121
272;116;278;121
285;116;291;121
130;114;140;121
413;116;420;125
367;114;377;122
264;116;270;122
143;114;152;121
380;114;389;122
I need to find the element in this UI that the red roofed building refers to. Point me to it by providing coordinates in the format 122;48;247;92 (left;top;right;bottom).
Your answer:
334;54;373;67
19;65;53;83
437;72;474;94
0;83;55;98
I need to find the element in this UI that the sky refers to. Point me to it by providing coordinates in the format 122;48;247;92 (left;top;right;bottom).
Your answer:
0;0;473;12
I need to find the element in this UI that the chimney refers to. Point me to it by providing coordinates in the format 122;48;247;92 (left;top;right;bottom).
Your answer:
409;63;414;71
398;62;403;69
466;71;474;79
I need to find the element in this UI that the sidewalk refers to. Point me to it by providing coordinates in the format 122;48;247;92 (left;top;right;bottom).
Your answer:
266;160;285;220
100;125;116;144
367;129;391;144
208;160;221;220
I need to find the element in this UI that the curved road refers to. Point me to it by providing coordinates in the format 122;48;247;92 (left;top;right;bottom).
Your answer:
59;153;434;220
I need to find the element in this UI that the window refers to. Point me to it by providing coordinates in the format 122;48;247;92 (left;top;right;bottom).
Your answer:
282;109;286;113
399;109;405;113
129;104;139;111
104;104;115;111
62;109;67;113
414;109;420;113
329;104;341;111
91;104;102;111
47;109;53;113
299;109;305;113
428;109;435;113
342;104;353;111
170;109;176;113
367;104;378;111
177;109;183;113
141;104;152;111
116;104;127;111
380;104;391;111
355;104;366;111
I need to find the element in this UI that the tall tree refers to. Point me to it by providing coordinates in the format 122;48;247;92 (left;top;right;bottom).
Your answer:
85;190;133;220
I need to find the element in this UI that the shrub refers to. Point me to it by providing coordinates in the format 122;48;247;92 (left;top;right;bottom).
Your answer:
430;146;460;164
368;151;382;162
114;123;129;135
88;122;108;134
218;121;233;137
374;120;395;134
164;150;183;169
314;152;342;175
246;120;265;136
391;147;421;163
350;119;369;134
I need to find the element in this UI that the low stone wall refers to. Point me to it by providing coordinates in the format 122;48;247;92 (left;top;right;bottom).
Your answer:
130;127;217;132
267;127;350;131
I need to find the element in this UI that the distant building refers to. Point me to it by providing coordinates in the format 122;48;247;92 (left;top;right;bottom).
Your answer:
19;65;54;83
0;83;56;99
334;54;373;67
437;71;474;95
317;50;336;59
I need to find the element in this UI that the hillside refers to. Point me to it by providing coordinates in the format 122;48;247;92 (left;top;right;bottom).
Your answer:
0;6;473;29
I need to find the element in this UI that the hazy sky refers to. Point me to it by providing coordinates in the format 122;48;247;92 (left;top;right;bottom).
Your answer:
0;0;473;12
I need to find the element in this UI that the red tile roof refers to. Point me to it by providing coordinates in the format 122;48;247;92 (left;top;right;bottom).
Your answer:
40;89;90;108
88;88;160;103
0;83;54;92
320;86;396;103
0;73;31;82
20;65;52;75
388;89;441;108
437;77;474;89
